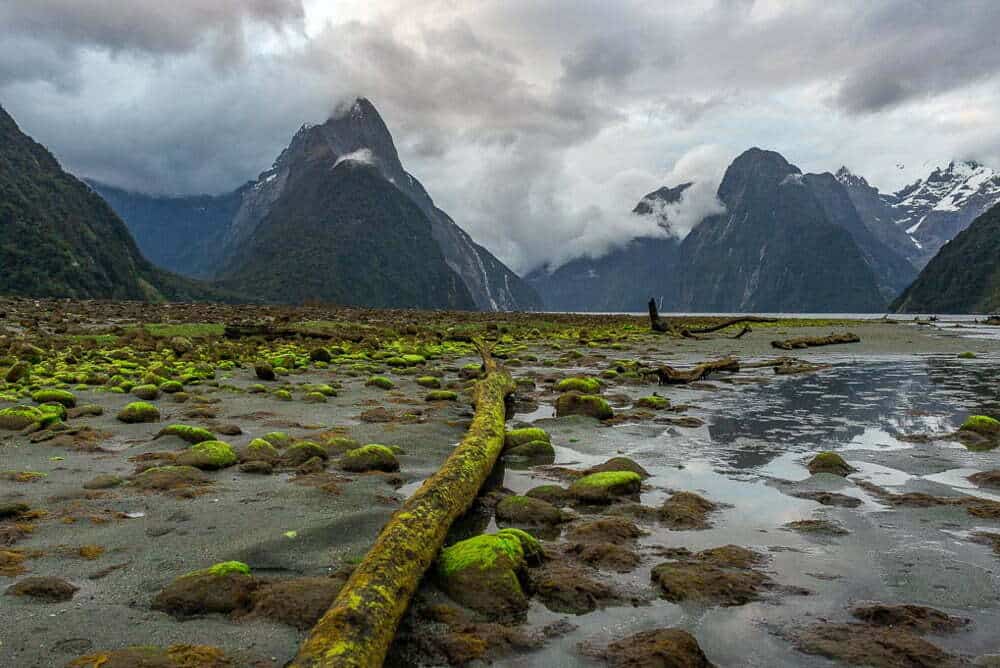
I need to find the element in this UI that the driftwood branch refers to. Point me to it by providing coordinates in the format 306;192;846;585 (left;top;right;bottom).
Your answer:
648;299;668;332
647;301;775;339
655;357;739;384
771;332;860;350
289;340;515;667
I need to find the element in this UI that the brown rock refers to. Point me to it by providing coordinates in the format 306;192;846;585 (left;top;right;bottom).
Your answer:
795;623;959;667
601;628;715;668
5;576;78;602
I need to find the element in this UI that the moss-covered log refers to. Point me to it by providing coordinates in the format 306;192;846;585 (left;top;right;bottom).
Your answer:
289;344;516;667
655;357;739;385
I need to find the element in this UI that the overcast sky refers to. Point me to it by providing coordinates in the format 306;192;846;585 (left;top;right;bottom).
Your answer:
3;0;1000;273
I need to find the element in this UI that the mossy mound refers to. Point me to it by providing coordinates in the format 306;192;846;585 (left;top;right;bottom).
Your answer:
565;517;643;544
68;644;236;668
569;471;641;503
324;436;361;454
635;395;669;410
303;391;327;403
958;351;977;359
556;377;601;394
339;444;400;472
426;390;459;401
243;438;280;462
30;388;76;408
0;405;45;430
131;384;161;400
598;628;714;668
659;492;719;530
526;484;571;506
651;548;771;607
5;576;78;602
435;529;538;617
255;363;276;381
503;440;555;464
504;427;551;451
4;361;30;383
366;375;395;390
152;562;256;617
416;376;442;388
176;441;237;470
154;424;214;444
309;347;332;363
117;401;161;424
183;560;251;578
961;415;1000;435
495;495;564;525
159;380;184;393
247;574;349;629
585;457;651;479
131;465;210;491
532;560;620;615
806;451;855;476
262;431;292;448
555;392;614;420
283;441;329;466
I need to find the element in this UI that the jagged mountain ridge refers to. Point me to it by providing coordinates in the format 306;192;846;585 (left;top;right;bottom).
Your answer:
0;104;226;302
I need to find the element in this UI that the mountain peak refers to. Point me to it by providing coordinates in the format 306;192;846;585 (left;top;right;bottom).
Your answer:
718;147;799;206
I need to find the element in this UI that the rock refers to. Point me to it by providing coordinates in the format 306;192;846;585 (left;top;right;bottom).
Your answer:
585;457;651;479
30;389;76;407
533;560;620;615
324;436;361;455
555;392;614;420
297;456;326;475
309;347;332;363
131;465;210;491
175;440;238;470
961;415;1000;436
154;424;214;444
168;336;194;355
116;401;160;424
0;405;45;430
659;492;719;529
651;545;771;607
282;441;329;466
425;390;459;401
569;471;641;503
247;574;348;629
159;380;184;394
436;529;539;618
5;576;78;602
4;360;30;383
67;404;103;418
214;424;242;436
416;375;441;388
152;561;256;617
599;628;715;668
366;375;395;390
262;431;292;448
83;474;123;490
526;484;571;506
565;517;642;543
495;495;564;525
0;502;30;519
504;427;551;451
238;461;273;475
556;377;602;393
131;384;161;400
969;470;1000;489
791;490;862;508
850;603;969;633
635;395;670;410
795;623;959;668
806;451;855;476
254;363;276;381
565;542;640;573
504;439;555;463
783;519;849;536
303;391;327;403
339;444;400;472
240;438;280;462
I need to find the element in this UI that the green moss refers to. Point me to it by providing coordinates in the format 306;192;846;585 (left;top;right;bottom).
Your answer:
0;405;44;430
273;389;292;401
325;436;361;454
159;380;184;393
807;451;854;476
30;388;76;407
556;377;601;393
366;376;395;390
572;471;641;489
636;395;669;410
181;560;251;579
117;401;160;423
504;439;555;461
285;441;329;461
437;532;526;578
155;424;215;444
958;351;977;359
339;444;400;472
961;415;1000;435
303;391;327;403
425;390;458;401
386;354;426;367
416;376;441;388
177;440;238;470
246;438;279;460
504;427;551;450
496;528;542;561
131;384;160;400
554;393;614;420
262;432;291;448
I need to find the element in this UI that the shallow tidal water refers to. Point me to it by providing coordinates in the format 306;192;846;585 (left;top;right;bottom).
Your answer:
500;352;1000;666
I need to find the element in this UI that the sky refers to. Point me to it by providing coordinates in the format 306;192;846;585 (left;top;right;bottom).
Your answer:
3;0;1000;273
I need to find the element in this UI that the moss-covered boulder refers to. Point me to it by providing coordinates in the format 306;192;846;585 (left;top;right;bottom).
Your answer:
526;484;571;506
31;389;76;408
131;465;209;491
636;395;669;410
659;492;719;530
152;561;256;617
131;384;161;401
309;347;332;363
0;405;45;430
556;377;601;394
569;471;641;503
117;401;160;424
283;441;329;466
242;438;280;462
496;495;564;525
435;529;539;617
324;436;361;455
159;380;184;394
425;390;459;401
303;391;327;403
366;375;395;390
416;376;442;389
339;444;400;472
555;392;614;420
585;457;651;479
961;415;1000;436
597;628;714;667
255;363;276;381
4;576;78;602
154;424;214;444
504;427;550;451
504;439;555;464
4;361;30;383
806;452;855;476
262;431;292;448
175;441;238;470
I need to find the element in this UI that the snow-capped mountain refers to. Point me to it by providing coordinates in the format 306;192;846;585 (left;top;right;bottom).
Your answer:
837;161;1000;267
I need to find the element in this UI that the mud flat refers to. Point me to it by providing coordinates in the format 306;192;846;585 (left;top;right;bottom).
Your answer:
1;299;999;666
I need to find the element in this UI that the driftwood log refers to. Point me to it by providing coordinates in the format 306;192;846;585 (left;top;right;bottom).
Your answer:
288;344;515;667
655;357;739;384
647;300;777;338
648;299;668;332
771;332;860;350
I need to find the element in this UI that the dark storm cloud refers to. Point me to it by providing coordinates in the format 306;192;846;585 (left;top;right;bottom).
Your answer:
2;0;1000;272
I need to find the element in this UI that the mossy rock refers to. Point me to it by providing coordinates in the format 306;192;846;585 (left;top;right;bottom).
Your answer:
155;424;215;444
68;644;236;668
416;376;442;389
283;441;329;466
262;432;292;448
131;384;161;400
37;402;66;424
504;427;551;451
4;361;31;383
303;391;327;403
176;441;238;470
435;529;538;617
496;495;564;525
130;466;209;491
599;628;714;667
586;457;651;479
961;415;1000;436
569;471;641;503
659;492;719;530
366;375;395;390
309;347;332;363
30;388;76;408
255;363;276;381
160;380;184;394
5;576;78;602
243;438;280;462
957;351;977;359
504;440;555;464
152;562;255;617
635;395;669;410
556;377;601;394
339;444;400;472
117;401;161;424
425;390;459;401
0;405;44;430
526;484;571;506
325;436;361;454
273;389;293;401
386;354;426;367
807;452;855;477
183;560;251;578
555;392;614;420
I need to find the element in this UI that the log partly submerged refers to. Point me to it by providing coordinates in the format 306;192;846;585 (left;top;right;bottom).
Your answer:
655;357;740;384
771;332;860;350
288;343;515;668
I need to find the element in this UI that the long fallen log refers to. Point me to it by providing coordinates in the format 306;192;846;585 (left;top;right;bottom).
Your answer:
679;315;777;337
655;357;740;384
771;332;860;350
289;344;516;667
